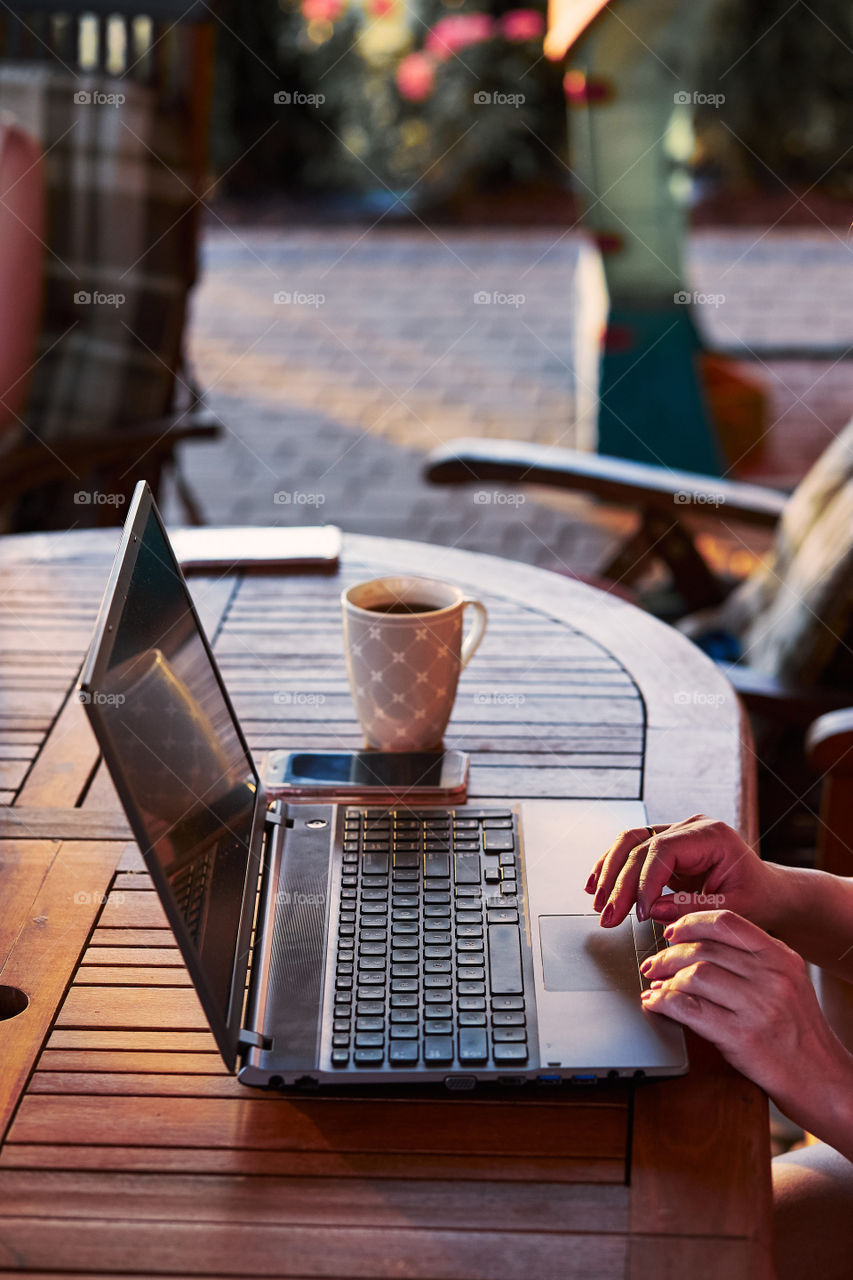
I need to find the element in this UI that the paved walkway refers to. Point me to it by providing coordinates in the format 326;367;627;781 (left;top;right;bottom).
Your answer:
164;225;852;579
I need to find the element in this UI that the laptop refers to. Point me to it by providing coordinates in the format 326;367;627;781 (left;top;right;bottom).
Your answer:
78;481;688;1088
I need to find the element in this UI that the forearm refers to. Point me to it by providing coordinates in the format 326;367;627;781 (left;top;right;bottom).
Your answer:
771;1033;853;1162
761;864;853;982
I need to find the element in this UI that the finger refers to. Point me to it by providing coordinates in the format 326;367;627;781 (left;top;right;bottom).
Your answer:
634;825;727;920
590;827;653;911
663;909;773;956
641;938;758;983
600;846;653;926
640;983;736;1043
646;957;754;1015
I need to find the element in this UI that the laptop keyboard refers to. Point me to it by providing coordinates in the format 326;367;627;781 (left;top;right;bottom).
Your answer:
329;807;530;1070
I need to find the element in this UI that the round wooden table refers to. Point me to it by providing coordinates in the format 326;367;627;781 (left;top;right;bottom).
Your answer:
0;528;772;1279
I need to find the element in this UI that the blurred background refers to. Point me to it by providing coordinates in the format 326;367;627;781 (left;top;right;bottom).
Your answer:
0;0;851;586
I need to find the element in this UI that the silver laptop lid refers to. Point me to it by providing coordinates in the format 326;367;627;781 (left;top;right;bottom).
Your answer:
78;481;267;1071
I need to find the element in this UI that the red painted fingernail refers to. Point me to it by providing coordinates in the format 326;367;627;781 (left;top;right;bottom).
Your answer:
640;990;652;1000
650;979;664;989
636;902;646;922
584;874;596;893
663;925;674;939
639;959;652;974
601;903;614;926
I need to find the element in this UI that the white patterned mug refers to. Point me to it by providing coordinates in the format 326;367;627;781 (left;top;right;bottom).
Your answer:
341;576;488;750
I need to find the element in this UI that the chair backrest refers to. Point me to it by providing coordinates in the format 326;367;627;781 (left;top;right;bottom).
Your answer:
0;114;43;439
714;416;853;688
0;2;216;441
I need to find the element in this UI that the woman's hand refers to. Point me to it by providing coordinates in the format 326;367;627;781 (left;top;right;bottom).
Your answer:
640;910;853;1151
586;814;782;930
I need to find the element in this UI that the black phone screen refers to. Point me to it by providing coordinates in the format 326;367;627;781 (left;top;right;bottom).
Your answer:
283;751;448;788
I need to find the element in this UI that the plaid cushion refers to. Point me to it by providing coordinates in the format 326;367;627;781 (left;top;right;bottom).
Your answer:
0;63;197;441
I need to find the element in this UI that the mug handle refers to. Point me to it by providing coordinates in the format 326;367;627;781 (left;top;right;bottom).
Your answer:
460;598;488;669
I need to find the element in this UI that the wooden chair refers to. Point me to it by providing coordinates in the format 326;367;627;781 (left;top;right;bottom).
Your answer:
0;0;221;529
425;430;853;856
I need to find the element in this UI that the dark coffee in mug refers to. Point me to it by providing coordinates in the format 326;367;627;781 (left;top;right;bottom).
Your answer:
364;600;440;615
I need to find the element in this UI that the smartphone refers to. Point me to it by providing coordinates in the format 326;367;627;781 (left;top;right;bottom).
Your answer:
262;748;469;802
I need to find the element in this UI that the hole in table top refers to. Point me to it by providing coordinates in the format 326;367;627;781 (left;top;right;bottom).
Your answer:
0;985;28;1021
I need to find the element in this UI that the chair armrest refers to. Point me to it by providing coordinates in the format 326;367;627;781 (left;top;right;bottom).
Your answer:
425;438;788;527
721;666;853;727
805;709;853;775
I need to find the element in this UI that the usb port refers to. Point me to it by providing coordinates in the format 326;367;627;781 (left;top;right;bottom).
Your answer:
572;1074;597;1084
537;1073;561;1084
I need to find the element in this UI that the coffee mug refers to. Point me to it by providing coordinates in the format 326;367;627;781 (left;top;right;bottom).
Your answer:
341;575;488;750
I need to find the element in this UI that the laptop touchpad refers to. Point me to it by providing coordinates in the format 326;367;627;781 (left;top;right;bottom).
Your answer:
539;915;638;993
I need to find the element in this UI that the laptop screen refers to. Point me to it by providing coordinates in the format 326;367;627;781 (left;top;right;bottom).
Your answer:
79;484;263;1068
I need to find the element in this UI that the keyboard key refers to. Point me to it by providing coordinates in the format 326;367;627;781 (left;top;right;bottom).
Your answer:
362;875;389;888
424;989;451;1004
392;895;418;908
458;1028;488;1062
486;895;517;910
425;852;450;877
363;852;390;875
484;869;501;884
361;902;387;915
457;939;484;953
424;924;451;937
488;924;523;995
392;921;418;935
334;992;352;1005
357;972;385;985
391;992;418;1007
424;891;451;904
455;885;482;899
424;1035;453;1063
493;1027;526;1042
362;888;388;901
427;1018;453;1034
424;945;451;959
360;928;387;942
454;851;481;884
484;832;514;853
425;974;451;988
363;842;390;853
488;909;519;924
492;1010;525;1026
358;956;385;970
393;850;420;868
331;1049;349;1066
391;1008;418;1023
356;1028;385;1046
459;808;512;820
459;1011;486;1026
391;978;418;992
458;981;486;995
499;853;515;869
335;977;353;990
357;1000;384;1016
458;996;486;1011
492;996;524;1010
424;904;450;918
425;840;451;853
333;1018;351;1032
457;955;485;967
456;911;482;925
354;1048;384;1064
392;963;418;978
392;948;418;963
389;1040;419;1064
484;818;513;829
360;942;386;956
424;959;451;974
356;1016;384;1031
393;908;419;921
390;1024;418;1039
332;1033;350;1047
393;867;419;880
453;840;480;852
493;1043;528;1063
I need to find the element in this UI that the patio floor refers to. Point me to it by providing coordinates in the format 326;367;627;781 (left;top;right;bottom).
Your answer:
163;224;853;581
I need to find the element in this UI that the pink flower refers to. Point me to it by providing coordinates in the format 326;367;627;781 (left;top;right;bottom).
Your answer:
396;52;436;102
500;9;545;41
301;0;344;21
424;13;494;60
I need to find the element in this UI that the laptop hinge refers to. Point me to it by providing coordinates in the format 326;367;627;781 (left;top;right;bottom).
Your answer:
239;1028;273;1052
